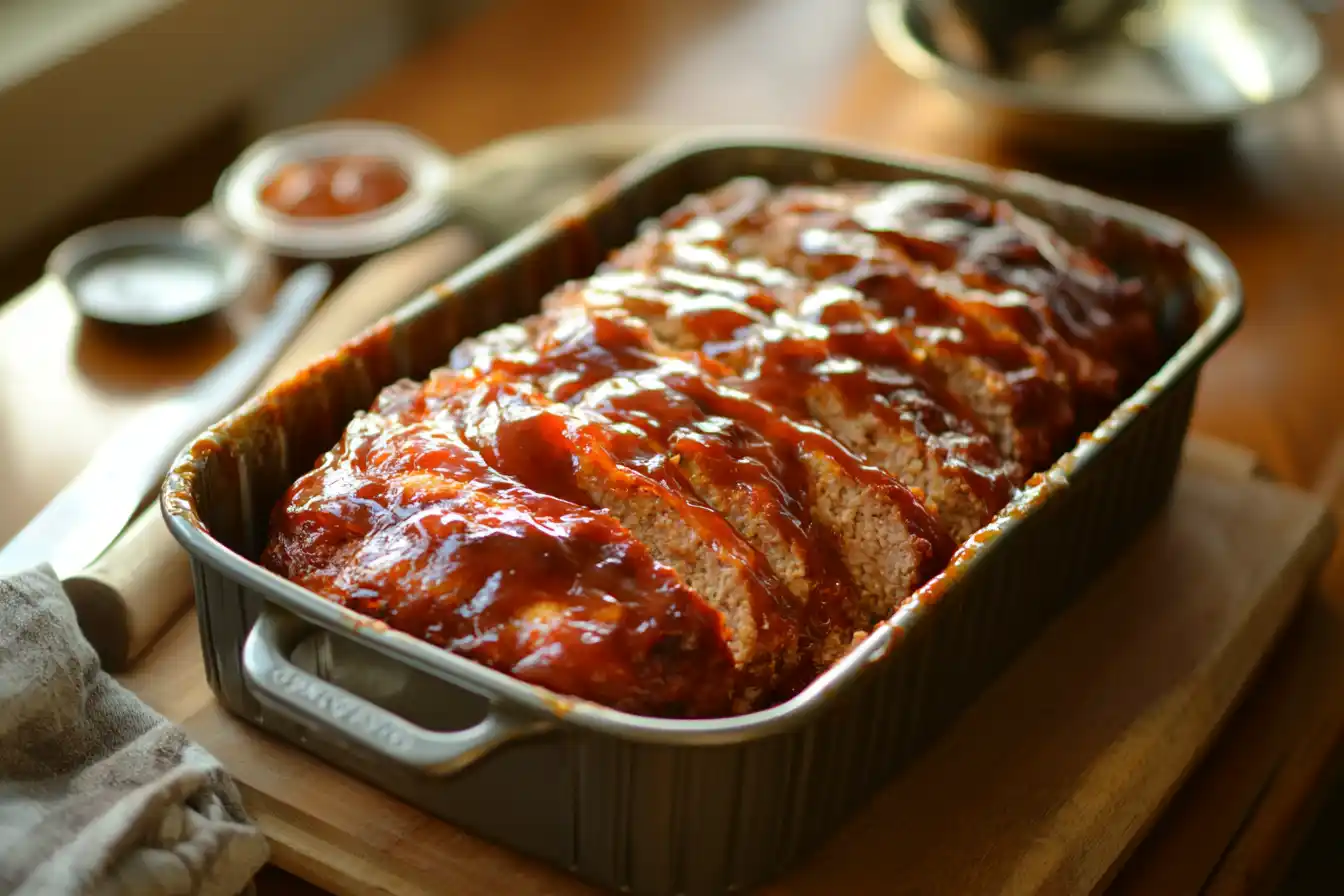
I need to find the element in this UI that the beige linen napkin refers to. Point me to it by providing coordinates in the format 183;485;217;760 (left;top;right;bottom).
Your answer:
0;566;267;896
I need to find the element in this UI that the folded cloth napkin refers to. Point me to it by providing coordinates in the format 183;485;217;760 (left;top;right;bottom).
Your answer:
0;567;269;896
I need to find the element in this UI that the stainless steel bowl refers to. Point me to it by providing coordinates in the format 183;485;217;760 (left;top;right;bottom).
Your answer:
870;0;1325;155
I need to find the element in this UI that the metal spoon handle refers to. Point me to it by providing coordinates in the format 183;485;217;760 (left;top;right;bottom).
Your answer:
163;263;333;424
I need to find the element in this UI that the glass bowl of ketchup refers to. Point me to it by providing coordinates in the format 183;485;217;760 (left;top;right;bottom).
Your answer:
214;121;454;260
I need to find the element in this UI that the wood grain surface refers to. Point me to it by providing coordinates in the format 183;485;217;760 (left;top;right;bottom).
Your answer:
116;441;1333;896
5;0;1344;892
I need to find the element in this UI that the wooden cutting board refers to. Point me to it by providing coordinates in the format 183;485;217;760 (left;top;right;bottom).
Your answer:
117;436;1335;896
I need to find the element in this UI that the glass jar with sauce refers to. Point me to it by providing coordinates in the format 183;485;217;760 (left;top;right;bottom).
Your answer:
214;121;454;260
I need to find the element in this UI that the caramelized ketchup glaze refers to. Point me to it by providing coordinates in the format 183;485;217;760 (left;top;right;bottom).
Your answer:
264;177;1191;718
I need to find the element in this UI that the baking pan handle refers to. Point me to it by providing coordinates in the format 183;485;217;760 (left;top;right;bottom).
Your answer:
242;607;552;775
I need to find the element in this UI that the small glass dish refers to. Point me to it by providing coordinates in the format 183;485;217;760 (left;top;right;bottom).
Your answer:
214;120;455;260
47;217;265;327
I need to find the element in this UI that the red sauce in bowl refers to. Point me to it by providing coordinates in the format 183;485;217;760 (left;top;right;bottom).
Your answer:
259;155;410;219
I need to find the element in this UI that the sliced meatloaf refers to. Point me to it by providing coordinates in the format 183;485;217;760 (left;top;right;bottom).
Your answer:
264;175;1184;719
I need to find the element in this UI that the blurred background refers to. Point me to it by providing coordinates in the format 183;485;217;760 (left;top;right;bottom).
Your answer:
4;0;1328;300
1;0;1342;891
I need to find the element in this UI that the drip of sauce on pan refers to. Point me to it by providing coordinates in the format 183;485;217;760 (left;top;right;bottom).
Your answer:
259;155;410;219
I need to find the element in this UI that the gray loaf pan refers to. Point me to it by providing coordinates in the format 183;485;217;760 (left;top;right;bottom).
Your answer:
162;136;1242;895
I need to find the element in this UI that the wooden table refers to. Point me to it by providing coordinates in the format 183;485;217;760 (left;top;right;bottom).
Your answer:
3;0;1343;892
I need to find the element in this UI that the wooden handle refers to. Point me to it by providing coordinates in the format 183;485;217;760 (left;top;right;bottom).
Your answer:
64;507;197;671
71;225;484;671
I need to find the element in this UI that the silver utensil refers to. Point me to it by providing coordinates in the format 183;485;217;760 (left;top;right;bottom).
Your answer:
0;263;333;578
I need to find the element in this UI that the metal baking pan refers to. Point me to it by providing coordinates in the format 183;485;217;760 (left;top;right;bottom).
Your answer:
162;135;1242;895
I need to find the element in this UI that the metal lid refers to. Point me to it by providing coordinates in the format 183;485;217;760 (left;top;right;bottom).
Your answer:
47;217;264;327
214;120;455;260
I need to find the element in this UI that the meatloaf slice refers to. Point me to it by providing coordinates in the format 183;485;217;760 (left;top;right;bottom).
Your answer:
543;267;784;353
576;372;864;668
839;179;1162;388
786;281;1073;473
261;411;739;717
729;322;1018;541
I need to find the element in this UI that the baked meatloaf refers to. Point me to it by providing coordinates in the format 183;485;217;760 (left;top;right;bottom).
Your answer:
262;177;1192;718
